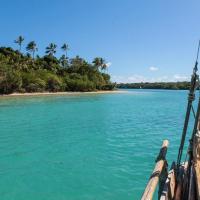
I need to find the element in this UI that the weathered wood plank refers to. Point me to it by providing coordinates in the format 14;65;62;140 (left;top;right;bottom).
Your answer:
188;165;196;200
141;140;169;200
168;168;176;198
193;132;200;200
174;162;188;200
194;160;200;200
160;162;176;200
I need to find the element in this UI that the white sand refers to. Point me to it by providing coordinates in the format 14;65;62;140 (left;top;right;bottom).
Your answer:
0;90;127;97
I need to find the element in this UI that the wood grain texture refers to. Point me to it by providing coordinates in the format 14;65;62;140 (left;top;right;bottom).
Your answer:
141;140;169;200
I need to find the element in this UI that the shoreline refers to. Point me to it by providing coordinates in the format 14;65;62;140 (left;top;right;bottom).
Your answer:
0;90;126;97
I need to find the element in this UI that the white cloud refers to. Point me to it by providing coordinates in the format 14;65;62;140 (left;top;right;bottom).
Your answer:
112;75;146;83
112;75;148;83
173;74;189;81
106;62;112;67
149;66;159;71
112;74;189;83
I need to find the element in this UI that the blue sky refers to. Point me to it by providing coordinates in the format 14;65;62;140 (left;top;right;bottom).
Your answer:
0;0;200;83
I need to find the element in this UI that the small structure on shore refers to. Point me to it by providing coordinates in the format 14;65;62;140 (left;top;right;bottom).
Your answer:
141;42;200;200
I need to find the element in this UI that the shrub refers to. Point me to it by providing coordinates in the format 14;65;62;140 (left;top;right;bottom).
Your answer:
46;75;64;92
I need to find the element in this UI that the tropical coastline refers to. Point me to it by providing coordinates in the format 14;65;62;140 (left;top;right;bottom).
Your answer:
0;44;115;95
0;90;125;97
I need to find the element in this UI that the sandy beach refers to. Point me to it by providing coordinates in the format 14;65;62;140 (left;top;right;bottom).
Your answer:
0;90;126;97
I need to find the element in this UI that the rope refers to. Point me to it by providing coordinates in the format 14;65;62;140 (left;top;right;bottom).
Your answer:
177;41;200;168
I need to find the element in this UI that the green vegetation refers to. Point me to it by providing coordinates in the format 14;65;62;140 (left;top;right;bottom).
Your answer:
0;36;115;94
117;82;191;90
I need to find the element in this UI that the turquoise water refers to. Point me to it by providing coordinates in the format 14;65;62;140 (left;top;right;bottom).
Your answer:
0;90;193;200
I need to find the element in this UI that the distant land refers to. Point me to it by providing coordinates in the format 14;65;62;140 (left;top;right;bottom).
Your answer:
117;82;191;90
0;36;115;95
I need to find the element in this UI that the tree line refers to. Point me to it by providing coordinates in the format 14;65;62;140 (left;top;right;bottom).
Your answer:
117;82;191;90
0;36;115;94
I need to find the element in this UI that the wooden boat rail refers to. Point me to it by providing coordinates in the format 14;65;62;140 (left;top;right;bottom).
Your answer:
141;140;169;200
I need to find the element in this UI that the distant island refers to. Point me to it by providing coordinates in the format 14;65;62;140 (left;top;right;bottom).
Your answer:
0;36;115;94
117;82;191;90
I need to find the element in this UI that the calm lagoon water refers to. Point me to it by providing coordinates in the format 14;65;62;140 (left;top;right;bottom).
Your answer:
0;89;193;200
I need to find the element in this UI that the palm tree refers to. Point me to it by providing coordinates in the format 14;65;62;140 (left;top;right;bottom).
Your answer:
59;55;68;67
61;43;69;57
92;57;101;70
101;63;107;72
14;35;24;51
26;41;38;59
45;43;57;56
92;57;106;71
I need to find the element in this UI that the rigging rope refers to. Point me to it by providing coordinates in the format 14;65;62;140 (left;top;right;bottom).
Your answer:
177;41;200;167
